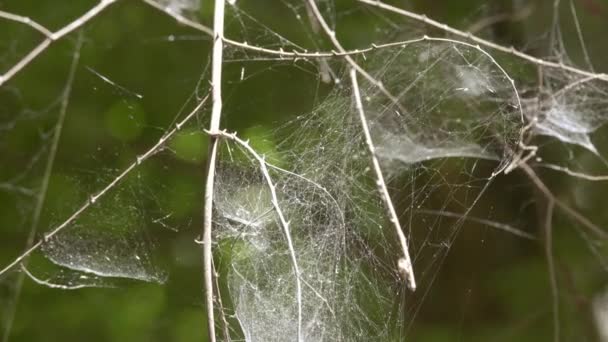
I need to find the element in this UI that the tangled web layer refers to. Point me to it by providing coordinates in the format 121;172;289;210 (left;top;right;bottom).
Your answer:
526;74;608;155
213;40;523;341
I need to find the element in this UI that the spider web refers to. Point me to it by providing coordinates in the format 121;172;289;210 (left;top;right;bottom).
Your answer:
210;35;524;340
1;0;608;341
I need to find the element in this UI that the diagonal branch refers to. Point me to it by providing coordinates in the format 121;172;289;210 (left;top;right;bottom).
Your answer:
0;94;210;279
350;69;416;290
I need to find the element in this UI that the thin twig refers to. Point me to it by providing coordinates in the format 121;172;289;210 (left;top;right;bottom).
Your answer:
0;95;210;278
202;0;226;341
538;163;608;181
544;198;560;342
519;162;608;239
356;0;608;82
140;0;213;36
466;3;534;34
0;0;118;87
211;130;303;342
416;209;536;240
350;69;416;290
1;31;84;342
569;0;594;72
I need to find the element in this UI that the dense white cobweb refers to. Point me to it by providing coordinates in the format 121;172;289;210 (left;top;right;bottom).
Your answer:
36;167;170;285
212;40;524;341
526;75;608;155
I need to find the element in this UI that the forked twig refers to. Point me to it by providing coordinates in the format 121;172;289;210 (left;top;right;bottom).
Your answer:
0;0;118;87
140;0;213;36
304;0;406;112
0;10;53;37
519;161;608;341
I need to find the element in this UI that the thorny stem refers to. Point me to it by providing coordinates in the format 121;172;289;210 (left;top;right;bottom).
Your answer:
350;69;416;290
202;0;225;341
2;0;608;89
0;95;210;278
1;32;84;342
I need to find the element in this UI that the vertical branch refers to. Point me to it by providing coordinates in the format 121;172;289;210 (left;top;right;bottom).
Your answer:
520;163;564;342
349;69;416;290
1;31;84;342
203;0;225;341
306;0;416;290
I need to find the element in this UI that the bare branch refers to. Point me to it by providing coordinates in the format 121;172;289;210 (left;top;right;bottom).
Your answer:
304;0;406;112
